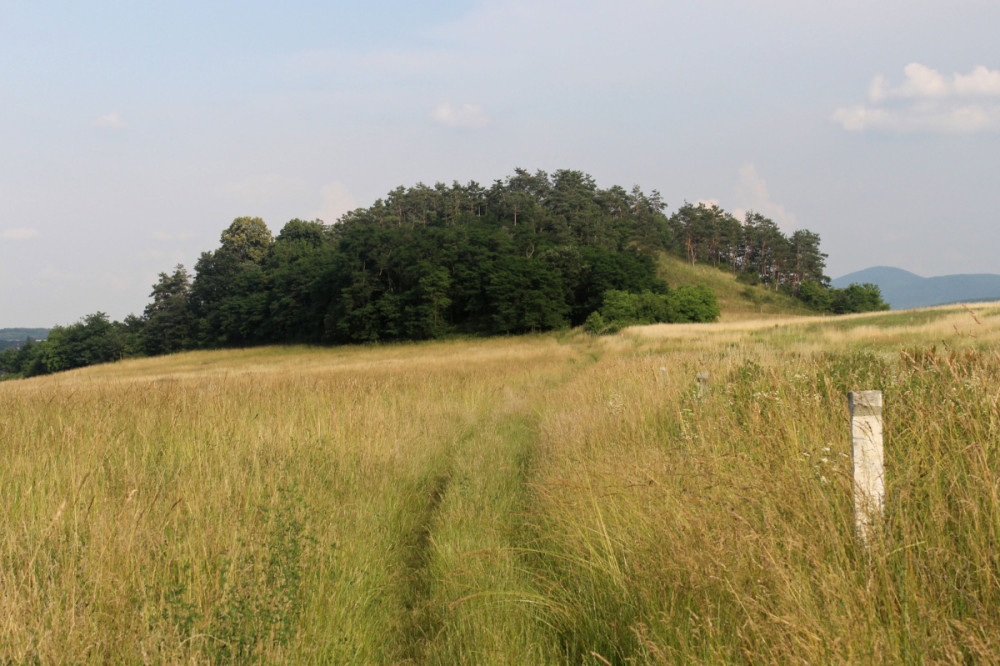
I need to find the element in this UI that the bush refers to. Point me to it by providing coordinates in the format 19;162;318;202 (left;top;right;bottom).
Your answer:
585;285;720;334
583;311;622;335
830;282;890;314
797;280;832;311
668;284;720;323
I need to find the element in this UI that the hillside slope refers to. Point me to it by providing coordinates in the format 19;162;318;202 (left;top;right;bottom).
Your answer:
657;254;814;320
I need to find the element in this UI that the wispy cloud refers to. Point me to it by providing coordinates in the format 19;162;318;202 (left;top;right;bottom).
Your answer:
150;231;198;242
834;63;1000;133
733;164;797;229
312;181;357;224
833;104;1000;133
430;102;491;128
868;63;1000;102
2;228;39;240
93;112;127;129
216;174;309;206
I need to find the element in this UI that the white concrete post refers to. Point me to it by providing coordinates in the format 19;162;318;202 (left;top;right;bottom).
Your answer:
696;372;710;399
848;390;884;544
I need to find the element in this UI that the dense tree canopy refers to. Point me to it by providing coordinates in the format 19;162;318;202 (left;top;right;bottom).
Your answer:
142;265;193;355
667;204;830;293
0;313;127;377
0;169;890;379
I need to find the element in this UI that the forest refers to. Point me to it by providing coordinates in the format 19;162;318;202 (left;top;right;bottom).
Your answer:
0;169;886;378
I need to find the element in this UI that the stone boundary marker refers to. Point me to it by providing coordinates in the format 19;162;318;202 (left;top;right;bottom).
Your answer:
696;372;710;399
848;390;884;545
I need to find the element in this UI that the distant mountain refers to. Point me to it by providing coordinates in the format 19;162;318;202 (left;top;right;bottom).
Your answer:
0;328;49;351
831;266;1000;310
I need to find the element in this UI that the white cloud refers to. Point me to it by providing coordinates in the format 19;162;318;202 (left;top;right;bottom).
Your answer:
833;102;1000;133
945;104;1000;132
2;228;39;240
312;182;357;224
430;102;491;128
216;174;309;206
831;105;891;132
954;65;1000;96
873;63;1000;101
93;112;127;128
837;63;1000;133
733;164;797;229
874;63;949;101
150;231;198;241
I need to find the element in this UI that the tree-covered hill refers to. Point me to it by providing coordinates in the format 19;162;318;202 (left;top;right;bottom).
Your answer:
1;169;889;379
180;170;681;350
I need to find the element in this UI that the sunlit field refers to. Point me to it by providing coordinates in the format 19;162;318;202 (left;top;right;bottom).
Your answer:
3;304;1000;663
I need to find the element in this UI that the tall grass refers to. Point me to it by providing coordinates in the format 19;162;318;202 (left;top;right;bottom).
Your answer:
1;339;578;662
2;305;999;663
530;304;1000;663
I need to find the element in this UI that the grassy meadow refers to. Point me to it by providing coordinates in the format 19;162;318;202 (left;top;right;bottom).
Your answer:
3;304;1000;663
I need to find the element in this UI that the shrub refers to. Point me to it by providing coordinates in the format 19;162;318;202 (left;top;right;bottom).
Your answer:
585;285;719;334
668;284;720;323
830;282;890;314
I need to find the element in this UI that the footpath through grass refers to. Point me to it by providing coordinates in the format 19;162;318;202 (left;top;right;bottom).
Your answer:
0;338;591;663
3;303;1000;663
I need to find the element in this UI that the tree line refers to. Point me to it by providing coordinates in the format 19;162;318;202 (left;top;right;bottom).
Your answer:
0;168;887;379
665;202;885;313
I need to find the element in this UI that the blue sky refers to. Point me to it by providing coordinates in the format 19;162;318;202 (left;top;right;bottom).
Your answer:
2;0;999;327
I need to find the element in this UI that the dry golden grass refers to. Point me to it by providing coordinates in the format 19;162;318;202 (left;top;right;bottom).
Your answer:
1;337;580;662
3;305;1000;663
529;301;1000;663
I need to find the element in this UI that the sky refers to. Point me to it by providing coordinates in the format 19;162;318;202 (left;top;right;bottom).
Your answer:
2;0;999;327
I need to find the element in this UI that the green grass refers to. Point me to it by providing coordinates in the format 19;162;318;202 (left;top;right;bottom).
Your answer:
3;306;1000;663
656;253;815;319
802;307;957;331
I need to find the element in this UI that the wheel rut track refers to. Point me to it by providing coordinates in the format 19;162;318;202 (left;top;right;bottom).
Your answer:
392;346;602;664
396;465;453;664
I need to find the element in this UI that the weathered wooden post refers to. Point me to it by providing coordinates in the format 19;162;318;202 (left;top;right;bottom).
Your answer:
848;390;884;544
